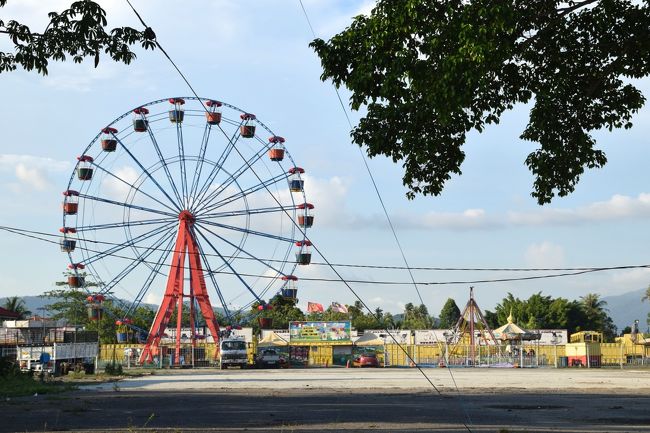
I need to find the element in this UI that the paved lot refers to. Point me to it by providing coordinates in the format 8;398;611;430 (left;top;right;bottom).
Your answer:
3;368;650;432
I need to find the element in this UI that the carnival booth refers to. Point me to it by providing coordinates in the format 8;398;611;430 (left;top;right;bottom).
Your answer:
493;311;541;367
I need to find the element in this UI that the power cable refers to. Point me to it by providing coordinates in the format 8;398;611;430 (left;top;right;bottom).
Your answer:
298;0;425;307
0;224;622;272
2;225;647;285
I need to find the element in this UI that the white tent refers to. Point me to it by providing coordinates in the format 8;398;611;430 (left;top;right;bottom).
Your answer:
257;331;289;347
354;333;384;346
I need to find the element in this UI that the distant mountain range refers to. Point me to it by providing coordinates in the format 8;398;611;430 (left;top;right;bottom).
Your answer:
602;288;649;332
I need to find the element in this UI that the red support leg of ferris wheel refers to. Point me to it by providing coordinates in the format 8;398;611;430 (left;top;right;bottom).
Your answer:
139;211;220;365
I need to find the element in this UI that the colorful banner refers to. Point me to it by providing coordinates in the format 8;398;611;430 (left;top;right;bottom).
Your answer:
289;321;351;343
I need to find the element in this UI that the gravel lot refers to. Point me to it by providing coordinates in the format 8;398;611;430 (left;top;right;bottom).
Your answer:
87;367;650;393
3;368;649;432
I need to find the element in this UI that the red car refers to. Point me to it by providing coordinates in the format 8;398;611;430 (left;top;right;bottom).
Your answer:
353;353;380;367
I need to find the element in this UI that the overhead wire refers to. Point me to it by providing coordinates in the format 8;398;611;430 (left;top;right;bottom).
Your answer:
298;0;425;307
2;224;646;285
121;2;463;428
295;1;476;428
31;3;633;431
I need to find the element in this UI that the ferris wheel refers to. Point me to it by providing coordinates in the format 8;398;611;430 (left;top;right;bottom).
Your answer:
59;97;315;363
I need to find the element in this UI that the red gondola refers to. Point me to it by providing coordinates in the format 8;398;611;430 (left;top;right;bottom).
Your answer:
76;155;94;181
62;190;80;215
288;167;305;192
295;240;312;265
169;98;185;123
67;262;85;287
59;227;77;252
268;136;285;162
281;275;298;299
296;203;314;228
86;293;105;321
206;100;222;125
101;127;118;152
240;113;256;138
133;107;149;132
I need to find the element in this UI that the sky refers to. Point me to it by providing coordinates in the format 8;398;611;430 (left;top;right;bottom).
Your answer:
1;0;649;321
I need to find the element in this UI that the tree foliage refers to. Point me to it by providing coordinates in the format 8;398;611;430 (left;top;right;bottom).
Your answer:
438;298;461;329
484;291;617;340
0;0;156;75
400;302;433;329
1;296;31;319
41;289;155;343
249;295;306;334
311;0;650;204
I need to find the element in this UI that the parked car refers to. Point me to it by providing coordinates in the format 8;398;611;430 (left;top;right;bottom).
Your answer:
353;352;380;367
256;348;281;368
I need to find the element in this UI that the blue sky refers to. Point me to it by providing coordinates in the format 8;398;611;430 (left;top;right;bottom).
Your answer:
1;0;649;320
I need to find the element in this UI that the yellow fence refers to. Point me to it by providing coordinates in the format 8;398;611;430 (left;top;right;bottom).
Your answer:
99;341;648;368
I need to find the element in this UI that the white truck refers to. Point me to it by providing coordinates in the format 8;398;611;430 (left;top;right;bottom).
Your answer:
18;342;98;375
219;337;248;369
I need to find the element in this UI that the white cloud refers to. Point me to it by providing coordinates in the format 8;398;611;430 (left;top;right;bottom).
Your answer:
14;163;48;191
608;267;650;291
524;242;565;268
508;193;650;226
144;292;161;306
102;165;140;200
0;154;70;192
313;0;376;37
403;208;499;231
0;154;70;172
353;192;650;232
301;174;349;227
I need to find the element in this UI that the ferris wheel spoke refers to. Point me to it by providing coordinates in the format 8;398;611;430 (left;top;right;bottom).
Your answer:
188;124;213;203
144;128;185;207
193;138;272;215
198;172;288;215
91;162;179;214
121;234;177;319
197;219;295;243
114;134;183;212
194;228;263;303
79;193;178;218
195;222;287;277
82;221;177;265
200;205;293;220
99;228;177;294
175;122;189;207
192;232;232;320
75;217;177;232
191;125;242;212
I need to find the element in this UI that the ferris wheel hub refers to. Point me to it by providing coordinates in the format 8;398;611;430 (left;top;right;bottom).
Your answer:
178;210;195;223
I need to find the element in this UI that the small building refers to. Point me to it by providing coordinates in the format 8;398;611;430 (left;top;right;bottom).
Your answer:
0;307;20;321
565;331;602;367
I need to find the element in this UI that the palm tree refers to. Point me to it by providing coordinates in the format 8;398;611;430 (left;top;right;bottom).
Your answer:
2;296;31;319
580;293;607;313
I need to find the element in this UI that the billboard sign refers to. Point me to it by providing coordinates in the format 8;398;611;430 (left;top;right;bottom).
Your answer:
289;321;351;343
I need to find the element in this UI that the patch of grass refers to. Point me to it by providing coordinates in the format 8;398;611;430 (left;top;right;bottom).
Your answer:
0;374;76;398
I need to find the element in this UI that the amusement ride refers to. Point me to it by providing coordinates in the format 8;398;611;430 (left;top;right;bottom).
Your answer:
59;97;314;364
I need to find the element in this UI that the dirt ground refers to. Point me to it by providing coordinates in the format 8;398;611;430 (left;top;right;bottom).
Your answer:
3;368;650;432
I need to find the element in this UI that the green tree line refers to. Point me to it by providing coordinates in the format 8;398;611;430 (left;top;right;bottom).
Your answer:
3;288;626;343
